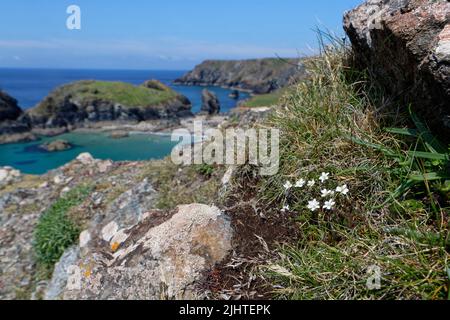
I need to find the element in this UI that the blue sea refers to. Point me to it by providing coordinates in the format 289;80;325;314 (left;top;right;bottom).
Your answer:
0;69;248;174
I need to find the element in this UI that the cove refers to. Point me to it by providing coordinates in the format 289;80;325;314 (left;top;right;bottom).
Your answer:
0;132;177;175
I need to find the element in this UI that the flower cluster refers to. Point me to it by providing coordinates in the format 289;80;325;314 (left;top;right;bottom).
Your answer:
282;172;349;213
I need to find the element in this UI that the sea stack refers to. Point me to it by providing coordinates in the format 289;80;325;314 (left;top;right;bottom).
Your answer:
200;89;220;115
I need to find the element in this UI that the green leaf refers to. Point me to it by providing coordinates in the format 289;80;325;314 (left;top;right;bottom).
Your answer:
409;108;447;154
385;127;418;137
407;151;449;161
408;172;450;182
349;136;401;159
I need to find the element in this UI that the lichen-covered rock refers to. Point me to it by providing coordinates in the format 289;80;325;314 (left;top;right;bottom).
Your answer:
0;154;154;299
46;204;233;300
0;167;21;187
344;0;450;138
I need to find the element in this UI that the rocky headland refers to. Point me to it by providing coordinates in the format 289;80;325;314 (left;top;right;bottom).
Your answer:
174;58;307;94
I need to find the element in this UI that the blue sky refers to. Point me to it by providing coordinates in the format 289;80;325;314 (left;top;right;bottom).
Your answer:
0;0;363;70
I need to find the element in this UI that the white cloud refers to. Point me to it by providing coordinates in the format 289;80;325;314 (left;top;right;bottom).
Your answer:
0;37;300;60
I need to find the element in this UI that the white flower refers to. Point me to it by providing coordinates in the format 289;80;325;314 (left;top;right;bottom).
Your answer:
281;205;290;213
321;189;335;198
307;199;321;212
283;181;293;190
323;199;336;210
319;172;330;183
336;184;349;195
307;180;316;188
295;179;306;188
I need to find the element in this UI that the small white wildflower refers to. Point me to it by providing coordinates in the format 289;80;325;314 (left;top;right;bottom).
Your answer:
319;172;330;183
283;181;293;190
323;199;336;210
307;199;321;212
336;184;349;195
295;179;306;188
281;205;290;213
307;180;316;188
321;189;335;198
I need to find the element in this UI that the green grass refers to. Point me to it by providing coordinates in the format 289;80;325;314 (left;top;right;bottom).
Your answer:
251;35;450;299
33;185;92;269
241;88;292;108
141;158;225;210
30;80;180;116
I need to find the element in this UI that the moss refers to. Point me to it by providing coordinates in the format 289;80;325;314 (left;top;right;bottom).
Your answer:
241;87;293;108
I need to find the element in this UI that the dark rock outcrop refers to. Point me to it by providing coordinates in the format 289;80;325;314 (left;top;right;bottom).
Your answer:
200;89;220;115
0;91;22;121
344;0;450;137
0;91;31;138
24;80;193;130
175;58;306;94
229;90;239;100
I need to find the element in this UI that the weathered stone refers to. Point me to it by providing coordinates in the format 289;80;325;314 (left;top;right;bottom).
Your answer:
344;0;450;138
76;152;95;165
46;204;233;300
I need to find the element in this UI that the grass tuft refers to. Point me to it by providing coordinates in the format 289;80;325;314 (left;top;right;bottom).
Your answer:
252;35;449;299
33;185;92;269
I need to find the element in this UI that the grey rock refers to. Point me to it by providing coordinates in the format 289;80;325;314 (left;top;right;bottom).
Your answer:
344;0;450;138
48;204;233;300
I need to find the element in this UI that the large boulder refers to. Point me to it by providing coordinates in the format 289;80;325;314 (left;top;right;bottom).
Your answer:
0;91;22;122
200;89;221;115
344;0;450;137
45;204;233;300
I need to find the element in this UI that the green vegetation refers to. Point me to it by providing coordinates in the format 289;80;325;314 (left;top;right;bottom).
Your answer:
241;87;292;108
30;80;180;116
248;36;449;299
141;159;225;210
34;185;92;269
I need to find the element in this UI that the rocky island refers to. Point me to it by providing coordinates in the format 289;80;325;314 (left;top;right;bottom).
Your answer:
0;80;193;144
25;80;192;129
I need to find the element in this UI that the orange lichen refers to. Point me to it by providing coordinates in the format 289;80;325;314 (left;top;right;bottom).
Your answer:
111;242;120;252
84;268;92;278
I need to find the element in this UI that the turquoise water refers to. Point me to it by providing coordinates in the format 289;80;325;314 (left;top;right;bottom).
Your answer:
0;69;248;174
0;132;178;175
